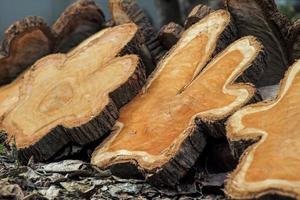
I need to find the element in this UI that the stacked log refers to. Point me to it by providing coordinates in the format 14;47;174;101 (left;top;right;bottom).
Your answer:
0;1;300;199
1;23;146;161
0;0;105;86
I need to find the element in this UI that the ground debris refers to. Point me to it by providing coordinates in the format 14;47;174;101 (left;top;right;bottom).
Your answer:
38;185;61;199
0;147;227;200
0;181;24;200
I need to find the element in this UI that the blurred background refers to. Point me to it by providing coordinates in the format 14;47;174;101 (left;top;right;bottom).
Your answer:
0;0;300;39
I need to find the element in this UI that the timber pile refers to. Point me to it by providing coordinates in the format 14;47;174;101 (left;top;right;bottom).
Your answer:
0;0;105;86
1;23;146;161
1;0;300;199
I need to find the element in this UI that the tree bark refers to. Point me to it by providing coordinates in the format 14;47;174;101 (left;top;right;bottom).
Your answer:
109;0;165;75
225;0;291;86
0;16;54;86
52;0;105;53
158;22;183;50
184;4;213;29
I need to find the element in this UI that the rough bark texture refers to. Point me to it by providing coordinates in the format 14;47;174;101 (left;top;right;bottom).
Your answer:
184;4;213;29
158;22;183;50
1;24;146;162
52;0;105;53
0;16;54;86
147;127;207;187
92;10;266;187
109;0;165;74
287;19;300;62
225;0;291;87
226;60;300;199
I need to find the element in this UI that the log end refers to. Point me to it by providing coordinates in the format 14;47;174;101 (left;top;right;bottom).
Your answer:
0;16;54;85
226;60;300;199
52;0;105;53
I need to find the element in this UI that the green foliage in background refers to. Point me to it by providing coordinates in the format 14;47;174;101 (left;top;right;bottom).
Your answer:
0;144;4;155
279;3;300;21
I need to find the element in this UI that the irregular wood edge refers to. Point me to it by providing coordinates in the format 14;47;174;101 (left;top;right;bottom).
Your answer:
235;46;266;88
184;4;213;29
158;22;183;50
109;0;165;68
92;11;265;187
225;61;300;199
1;16;55;56
196;39;265;140
211;15;237;58
17;57;146;162
52;0;105;46
93;121;207;187
147;125;207;187
151;35;265;187
148;9;238;87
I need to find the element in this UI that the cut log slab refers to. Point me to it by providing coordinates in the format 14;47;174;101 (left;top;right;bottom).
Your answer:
0;16;54;86
226;60;300;199
1;23;146;162
225;0;291;87
184;4;213;29
52;0;105;53
91;10;265;187
158;22;183;50
109;0;164;74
